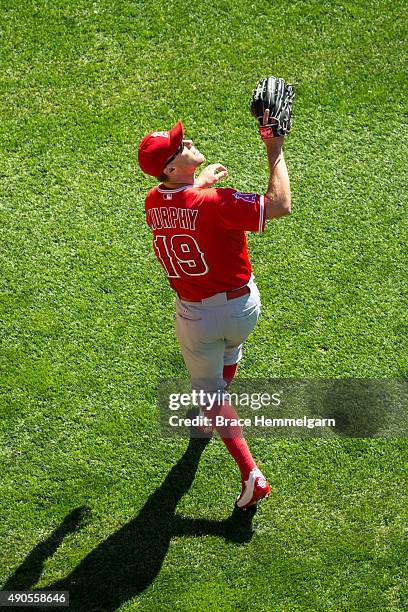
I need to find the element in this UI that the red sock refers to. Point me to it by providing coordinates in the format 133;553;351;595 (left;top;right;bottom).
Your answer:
208;399;256;481
223;363;238;388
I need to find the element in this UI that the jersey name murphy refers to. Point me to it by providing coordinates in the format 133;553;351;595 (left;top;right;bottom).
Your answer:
147;207;198;230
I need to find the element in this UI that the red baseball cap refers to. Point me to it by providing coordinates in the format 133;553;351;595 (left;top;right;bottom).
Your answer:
138;121;184;177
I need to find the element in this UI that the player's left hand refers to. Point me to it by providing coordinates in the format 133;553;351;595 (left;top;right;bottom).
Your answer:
195;164;228;188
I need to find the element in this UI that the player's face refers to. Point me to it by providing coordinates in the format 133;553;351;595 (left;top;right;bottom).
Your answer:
172;139;205;169
182;139;205;163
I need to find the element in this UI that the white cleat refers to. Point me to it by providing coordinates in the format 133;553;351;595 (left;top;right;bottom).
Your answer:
235;467;270;509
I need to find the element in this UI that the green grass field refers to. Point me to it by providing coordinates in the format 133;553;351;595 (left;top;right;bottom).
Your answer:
1;0;407;610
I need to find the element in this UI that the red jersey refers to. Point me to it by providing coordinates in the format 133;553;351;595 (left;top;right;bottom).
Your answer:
145;184;266;301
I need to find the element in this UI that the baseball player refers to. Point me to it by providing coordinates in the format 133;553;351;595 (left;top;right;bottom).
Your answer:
138;77;294;509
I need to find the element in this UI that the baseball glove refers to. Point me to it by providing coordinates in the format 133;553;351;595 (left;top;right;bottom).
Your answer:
250;76;295;140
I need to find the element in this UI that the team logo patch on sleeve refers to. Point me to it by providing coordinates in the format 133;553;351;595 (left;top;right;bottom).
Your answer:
232;192;257;203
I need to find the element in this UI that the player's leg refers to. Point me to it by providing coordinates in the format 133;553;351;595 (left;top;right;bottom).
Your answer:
174;297;226;431
175;296;269;507
221;279;270;508
212;395;270;509
223;277;262;389
223;363;238;389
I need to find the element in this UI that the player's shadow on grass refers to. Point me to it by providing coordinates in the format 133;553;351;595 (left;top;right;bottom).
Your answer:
4;437;256;611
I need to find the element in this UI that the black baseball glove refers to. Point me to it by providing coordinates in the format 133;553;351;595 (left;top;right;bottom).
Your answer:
250;76;295;140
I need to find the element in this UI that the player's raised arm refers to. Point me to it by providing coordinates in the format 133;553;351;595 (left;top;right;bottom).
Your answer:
250;75;294;219
263;137;291;219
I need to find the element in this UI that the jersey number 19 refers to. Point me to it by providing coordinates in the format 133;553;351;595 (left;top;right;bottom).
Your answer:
154;234;209;278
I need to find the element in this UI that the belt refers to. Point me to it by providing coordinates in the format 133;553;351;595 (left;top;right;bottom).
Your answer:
178;285;250;303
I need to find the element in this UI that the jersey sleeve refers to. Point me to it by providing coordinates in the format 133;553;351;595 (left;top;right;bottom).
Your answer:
210;188;266;233
144;188;155;228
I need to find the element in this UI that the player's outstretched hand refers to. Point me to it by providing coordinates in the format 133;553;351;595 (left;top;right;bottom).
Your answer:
195;163;228;188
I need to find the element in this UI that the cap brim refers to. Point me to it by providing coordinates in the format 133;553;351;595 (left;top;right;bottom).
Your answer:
167;120;184;158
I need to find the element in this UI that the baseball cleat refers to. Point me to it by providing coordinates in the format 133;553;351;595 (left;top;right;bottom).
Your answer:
235;467;270;509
